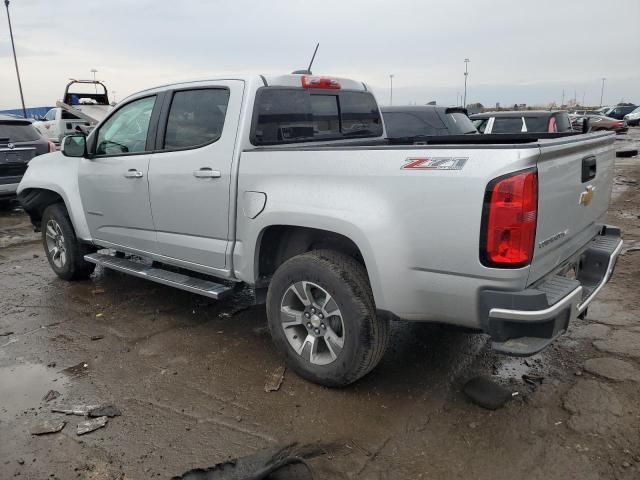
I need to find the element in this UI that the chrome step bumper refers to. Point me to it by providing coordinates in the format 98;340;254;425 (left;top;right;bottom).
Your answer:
84;253;233;300
480;225;623;356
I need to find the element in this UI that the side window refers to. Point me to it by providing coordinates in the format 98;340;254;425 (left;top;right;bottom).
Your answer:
95;96;156;156
384;112;429;137
163;89;230;149
44;109;56;121
473;119;488;133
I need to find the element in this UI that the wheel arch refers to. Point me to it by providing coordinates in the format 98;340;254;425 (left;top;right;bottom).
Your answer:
17;187;90;241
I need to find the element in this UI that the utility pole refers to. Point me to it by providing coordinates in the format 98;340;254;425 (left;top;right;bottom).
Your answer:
600;78;606;107
4;0;27;118
561;89;565;107
582;92;585;107
463;58;470;108
389;74;394;106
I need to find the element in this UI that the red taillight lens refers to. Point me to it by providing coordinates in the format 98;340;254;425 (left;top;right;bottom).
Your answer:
300;75;341;90
481;170;538;267
48;140;56;152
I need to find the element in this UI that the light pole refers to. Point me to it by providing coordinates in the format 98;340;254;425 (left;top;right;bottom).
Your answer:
600;78;606;107
389;74;394;106
4;0;27;118
463;58;470;108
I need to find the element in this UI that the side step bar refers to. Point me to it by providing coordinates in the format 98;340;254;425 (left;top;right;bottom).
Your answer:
84;253;233;300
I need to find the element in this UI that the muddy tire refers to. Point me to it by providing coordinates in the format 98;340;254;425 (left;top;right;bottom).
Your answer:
266;250;389;387
41;203;95;281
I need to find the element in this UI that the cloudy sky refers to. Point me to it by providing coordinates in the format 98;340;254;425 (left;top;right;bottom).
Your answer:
1;0;639;110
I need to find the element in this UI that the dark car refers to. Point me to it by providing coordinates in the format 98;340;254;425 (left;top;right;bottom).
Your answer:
470;110;573;134
570;114;628;134
0;115;53;199
381;106;477;141
603;104;637;120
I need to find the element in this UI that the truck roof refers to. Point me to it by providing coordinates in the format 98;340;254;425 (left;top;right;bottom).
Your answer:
129;74;368;100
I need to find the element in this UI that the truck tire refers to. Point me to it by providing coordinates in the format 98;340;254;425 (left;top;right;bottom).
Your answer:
266;250;389;387
41;203;95;280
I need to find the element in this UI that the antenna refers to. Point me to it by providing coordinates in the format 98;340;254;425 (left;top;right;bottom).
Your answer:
292;43;319;75
307;43;319;74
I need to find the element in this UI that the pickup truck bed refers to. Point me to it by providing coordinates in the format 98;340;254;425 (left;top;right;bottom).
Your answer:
17;74;622;387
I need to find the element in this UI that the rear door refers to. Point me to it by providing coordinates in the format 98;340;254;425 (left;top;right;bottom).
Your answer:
529;133;615;283
147;81;244;271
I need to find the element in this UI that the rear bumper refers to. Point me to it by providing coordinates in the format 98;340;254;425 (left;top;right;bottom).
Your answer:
479;225;622;356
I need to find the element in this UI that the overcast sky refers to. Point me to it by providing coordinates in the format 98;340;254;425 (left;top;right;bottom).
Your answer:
1;0;639;110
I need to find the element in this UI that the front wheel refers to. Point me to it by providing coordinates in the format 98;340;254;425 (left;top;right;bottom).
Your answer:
266;250;389;387
42;203;95;280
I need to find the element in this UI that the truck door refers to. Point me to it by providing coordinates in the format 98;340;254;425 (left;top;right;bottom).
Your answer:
78;94;160;253
147;81;244;271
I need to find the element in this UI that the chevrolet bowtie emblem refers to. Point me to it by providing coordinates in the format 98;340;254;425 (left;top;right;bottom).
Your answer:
579;185;595;206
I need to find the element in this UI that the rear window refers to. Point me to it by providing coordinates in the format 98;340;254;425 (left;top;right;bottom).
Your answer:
0;122;42;142
251;88;382;145
383;112;443;137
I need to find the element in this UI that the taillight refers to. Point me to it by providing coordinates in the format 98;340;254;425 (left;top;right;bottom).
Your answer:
48;141;56;152
300;75;341;90
480;169;538;268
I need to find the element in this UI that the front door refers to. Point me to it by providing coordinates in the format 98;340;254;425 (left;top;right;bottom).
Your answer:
148;81;243;271
78;94;159;253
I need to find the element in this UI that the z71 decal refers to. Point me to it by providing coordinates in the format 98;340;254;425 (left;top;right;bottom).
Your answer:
401;157;468;171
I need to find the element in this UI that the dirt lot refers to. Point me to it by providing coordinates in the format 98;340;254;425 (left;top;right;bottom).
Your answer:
1;131;639;480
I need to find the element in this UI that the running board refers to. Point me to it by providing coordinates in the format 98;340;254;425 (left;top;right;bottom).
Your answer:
84;253;233;300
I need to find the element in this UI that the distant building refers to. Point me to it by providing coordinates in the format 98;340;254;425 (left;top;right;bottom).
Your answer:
495;102;500;109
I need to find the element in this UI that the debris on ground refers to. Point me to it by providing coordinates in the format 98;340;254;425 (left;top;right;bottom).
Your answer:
92;288;106;295
171;443;324;480
265;366;286;392
90;335;104;341
62;361;90;377
88;404;122;418
0;331;14;337
42;390;61;402
52;405;101;416
47;362;56;368
522;374;544;386
77;416;108;435
30;420;66;435
463;376;513;410
616;148;638;158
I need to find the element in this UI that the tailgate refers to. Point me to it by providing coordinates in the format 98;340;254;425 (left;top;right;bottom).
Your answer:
529;133;616;284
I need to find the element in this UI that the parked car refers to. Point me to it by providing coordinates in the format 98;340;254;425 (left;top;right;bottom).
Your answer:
623;106;640;126
602;104;637;120
381;106;477;140
18;73;622;387
470;111;573;134
0;115;54;199
571;114;628;133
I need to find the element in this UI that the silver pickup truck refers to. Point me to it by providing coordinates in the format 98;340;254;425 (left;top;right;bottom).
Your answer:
17;74;622;387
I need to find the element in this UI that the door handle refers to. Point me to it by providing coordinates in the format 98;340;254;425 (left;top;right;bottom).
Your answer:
193;168;221;179
124;169;143;178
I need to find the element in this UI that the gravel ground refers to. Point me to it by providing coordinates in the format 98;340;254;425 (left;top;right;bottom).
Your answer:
1;130;639;480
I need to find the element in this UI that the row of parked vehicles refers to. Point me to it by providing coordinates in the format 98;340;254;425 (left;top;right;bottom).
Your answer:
12;72;624;387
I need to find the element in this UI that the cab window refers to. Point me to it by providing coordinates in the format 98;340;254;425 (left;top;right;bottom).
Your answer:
163;88;229;150
95;96;156;155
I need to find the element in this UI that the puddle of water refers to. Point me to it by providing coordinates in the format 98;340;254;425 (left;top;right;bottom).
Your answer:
0;363;67;418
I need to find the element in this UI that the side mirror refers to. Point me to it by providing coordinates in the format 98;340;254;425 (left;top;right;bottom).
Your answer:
61;135;87;158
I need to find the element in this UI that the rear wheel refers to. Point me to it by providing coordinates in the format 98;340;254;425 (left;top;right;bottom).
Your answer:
266;250;389;387
42;203;95;280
